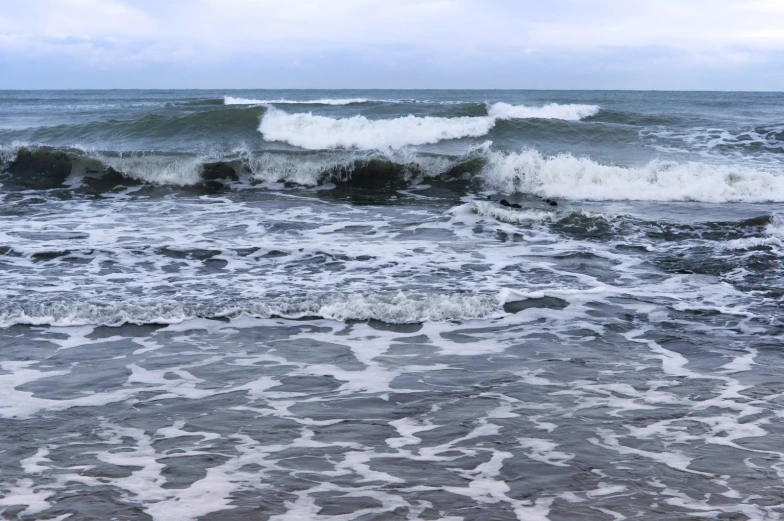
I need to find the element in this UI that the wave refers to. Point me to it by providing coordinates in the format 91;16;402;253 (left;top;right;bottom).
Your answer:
243;149;469;187
12;107;263;146
225;96;370;106
258;107;497;150
4;101;603;154
0;145;480;191
224;97;478;106
96;154;207;186
257;103;600;150
589;109;684;127
0;146;242;190
0;292;503;327
488;102;600;121
480;150;784;203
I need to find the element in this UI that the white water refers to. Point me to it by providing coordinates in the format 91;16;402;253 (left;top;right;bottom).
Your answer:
488;102;600;121
257;102;601;150
480;150;784;202
258;107;497;150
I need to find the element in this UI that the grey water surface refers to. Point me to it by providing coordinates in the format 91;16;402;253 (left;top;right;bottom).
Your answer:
0;90;783;520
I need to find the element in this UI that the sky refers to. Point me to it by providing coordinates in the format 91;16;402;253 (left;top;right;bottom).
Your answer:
0;0;783;90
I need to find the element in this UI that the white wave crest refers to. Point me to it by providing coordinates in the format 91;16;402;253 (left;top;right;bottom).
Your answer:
480;150;784;203
225;96;369;106
256;101;599;150
259;107;496;150
488;102;600;121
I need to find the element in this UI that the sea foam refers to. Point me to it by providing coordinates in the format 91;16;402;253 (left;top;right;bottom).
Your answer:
480;150;784;203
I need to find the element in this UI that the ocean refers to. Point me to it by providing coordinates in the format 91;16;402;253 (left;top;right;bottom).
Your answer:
1;89;783;520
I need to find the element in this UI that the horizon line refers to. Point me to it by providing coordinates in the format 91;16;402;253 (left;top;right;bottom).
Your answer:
0;88;782;93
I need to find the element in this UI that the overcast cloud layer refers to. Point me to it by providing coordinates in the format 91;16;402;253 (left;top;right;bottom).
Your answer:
0;0;783;89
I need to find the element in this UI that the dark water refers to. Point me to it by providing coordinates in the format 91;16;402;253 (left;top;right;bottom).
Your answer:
1;90;783;521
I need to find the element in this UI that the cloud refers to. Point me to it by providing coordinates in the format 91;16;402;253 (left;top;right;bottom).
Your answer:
0;0;782;88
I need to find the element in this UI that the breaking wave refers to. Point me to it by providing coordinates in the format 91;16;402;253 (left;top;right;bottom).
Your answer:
258;107;497;150
481;150;784;203
3;145;784;203
97;154;206;185
243;149;466;186
257;102;602;150
488;102;600;121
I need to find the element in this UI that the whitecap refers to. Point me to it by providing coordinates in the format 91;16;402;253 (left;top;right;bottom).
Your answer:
488;102;600;121
480;149;784;203
258;107;497;150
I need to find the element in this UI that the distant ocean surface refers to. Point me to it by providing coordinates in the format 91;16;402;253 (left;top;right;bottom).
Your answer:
1;90;783;520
